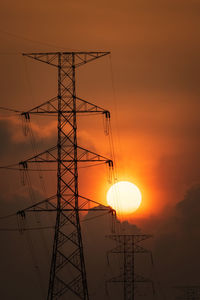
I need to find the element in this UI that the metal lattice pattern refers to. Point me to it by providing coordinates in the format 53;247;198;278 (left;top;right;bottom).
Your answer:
106;234;154;300
175;286;200;300
20;52;112;300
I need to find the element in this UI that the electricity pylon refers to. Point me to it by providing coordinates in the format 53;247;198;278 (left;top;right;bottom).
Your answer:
17;52;115;300
106;234;154;300
175;286;200;300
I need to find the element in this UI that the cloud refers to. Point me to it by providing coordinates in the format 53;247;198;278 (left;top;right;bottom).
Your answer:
154;152;200;207
153;184;200;295
1;181;200;299
81;209;142;299
176;184;200;233
0;116;55;158
0;1;199;298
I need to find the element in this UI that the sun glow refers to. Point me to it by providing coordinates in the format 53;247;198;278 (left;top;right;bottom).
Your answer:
106;181;142;215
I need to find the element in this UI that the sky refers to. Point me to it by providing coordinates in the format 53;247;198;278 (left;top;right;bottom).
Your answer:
0;0;200;299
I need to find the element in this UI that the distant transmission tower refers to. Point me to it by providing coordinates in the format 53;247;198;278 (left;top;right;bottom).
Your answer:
106;234;154;300
17;52;115;300
175;286;200;300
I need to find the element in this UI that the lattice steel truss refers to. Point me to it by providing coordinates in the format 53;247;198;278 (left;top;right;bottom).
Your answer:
106;234;154;300
175;286;200;300
18;52;115;300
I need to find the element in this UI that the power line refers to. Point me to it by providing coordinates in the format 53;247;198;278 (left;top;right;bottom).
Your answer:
106;234;155;300
6;51;116;300
0;212;16;220
0;29;77;51
0;106;21;113
0;225;54;232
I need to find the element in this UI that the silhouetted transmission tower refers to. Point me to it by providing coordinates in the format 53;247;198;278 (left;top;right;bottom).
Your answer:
175;286;200;300
17;52;115;300
106;234;154;300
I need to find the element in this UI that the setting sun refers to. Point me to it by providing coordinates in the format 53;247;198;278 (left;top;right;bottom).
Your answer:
107;181;142;215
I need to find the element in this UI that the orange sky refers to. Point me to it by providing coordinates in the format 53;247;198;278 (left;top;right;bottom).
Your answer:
0;2;200;299
0;0;199;224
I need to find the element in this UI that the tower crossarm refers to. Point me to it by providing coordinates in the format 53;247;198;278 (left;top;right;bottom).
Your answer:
21;96;110;116
107;244;153;257
107;273;153;284
23;51;110;68
107;238;153;251
17;194;57;216
134;274;155;295
106;234;154;299
134;244;154;265
17;194;115;216
19;51;112;300
106;272;155;297
19;145;57;165
107;244;125;255
134;273;153;284
18;144;113;168
107;274;124;283
106;234;153;244
19;143;113;166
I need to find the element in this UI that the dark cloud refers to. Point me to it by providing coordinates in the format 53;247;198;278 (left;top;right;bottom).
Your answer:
176;184;200;233
0;117;54;158
0;190;50;300
0;116;58;198
152;185;200;298
0;195;142;300
1;184;200;299
82;211;141;299
155;153;200;207
0;0;200;299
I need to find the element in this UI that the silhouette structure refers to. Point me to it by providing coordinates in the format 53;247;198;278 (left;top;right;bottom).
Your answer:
17;52;115;300
106;234;154;300
175;286;200;300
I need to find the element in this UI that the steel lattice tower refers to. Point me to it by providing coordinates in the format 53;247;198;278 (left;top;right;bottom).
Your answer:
175;286;200;300
106;234;154;300
17;52;115;300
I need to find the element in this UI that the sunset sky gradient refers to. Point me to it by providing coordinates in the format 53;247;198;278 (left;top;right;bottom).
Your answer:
0;1;200;299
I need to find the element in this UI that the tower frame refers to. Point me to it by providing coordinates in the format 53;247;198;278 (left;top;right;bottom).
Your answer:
106;234;154;300
18;52;114;300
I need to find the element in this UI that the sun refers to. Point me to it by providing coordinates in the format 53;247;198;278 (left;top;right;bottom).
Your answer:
106;181;142;215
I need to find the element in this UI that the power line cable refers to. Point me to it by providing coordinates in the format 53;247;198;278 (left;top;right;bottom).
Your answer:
0;225;54;231
0;106;21;113
0;29;78;51
0;212;17;220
